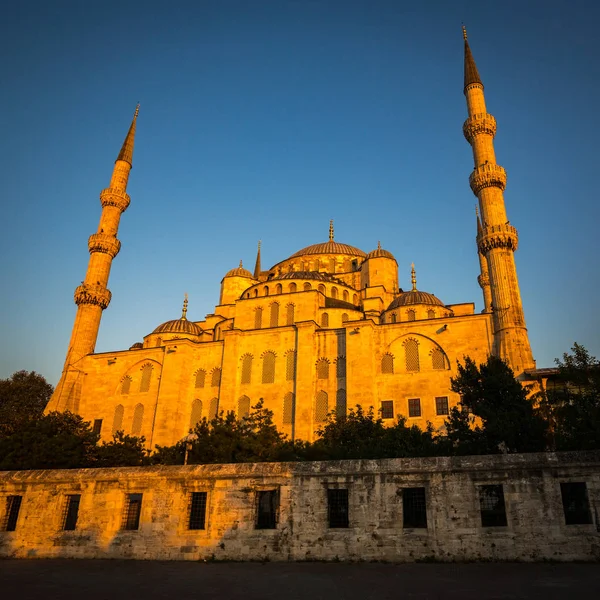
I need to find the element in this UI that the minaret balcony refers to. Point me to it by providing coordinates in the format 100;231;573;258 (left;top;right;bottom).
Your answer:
477;223;519;254
74;284;112;310
100;188;131;212
469;163;507;195
88;233;121;258
463;112;497;143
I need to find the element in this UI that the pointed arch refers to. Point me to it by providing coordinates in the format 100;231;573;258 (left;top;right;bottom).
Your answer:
189;399;203;430
331;286;338;299
131;403;144;436
238;395;251;418
407;309;416;322
431;347;448;370
120;376;132;395
254;306;263;329
211;368;222;387
270;302;279;327
194;369;206;389
335;356;346;379
139;363;153;393
404;338;420;372
285;350;296;381
381;353;394;374
315;390;328;422
343;289;349;302
286;303;295;325
336;389;347;418
316;358;330;380
112;404;124;434
262;351;276;384
208;397;219;420
321;313;329;327
353;293;359;304
240;354;253;384
283;392;295;425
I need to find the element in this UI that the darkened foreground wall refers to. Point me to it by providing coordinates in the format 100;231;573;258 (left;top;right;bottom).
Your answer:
1;452;599;562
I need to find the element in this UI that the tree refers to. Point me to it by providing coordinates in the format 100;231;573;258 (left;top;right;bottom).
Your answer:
94;431;150;467
0;371;53;437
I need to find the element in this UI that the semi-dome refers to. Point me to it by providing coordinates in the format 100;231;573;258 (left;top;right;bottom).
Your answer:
366;242;396;261
387;290;444;310
225;260;254;279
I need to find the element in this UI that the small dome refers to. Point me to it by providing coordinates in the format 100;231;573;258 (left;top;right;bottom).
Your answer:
152;318;203;336
129;342;143;350
274;270;337;282
388;290;445;310
225;260;254;279
366;242;396;261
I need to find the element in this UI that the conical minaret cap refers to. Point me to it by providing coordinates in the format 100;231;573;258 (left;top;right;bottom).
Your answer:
116;104;139;166
463;27;483;93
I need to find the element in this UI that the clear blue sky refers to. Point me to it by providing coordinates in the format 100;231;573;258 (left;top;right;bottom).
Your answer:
1;0;599;386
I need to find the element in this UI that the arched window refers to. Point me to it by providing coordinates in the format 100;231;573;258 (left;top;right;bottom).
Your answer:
253;289;258;297
321;313;329;327
275;283;282;294
343;290;349;302
270;302;279;328
112;404;124;434
407;309;416;322
263;286;269;296
238;395;251;418
131;403;144;436
286;303;295;325
427;309;435;319
120;376;132;395
316;358;329;380
283;392;295;425
353;293;358;304
390;313;397;323
189;399;203;430
318;284;326;294
254;306;263;329
336;356;346;378
285;351;296;381
405;339;420;372
341;313;348;324
156;337;162;347
381;353;394;374
431;348;446;370
289;282;297;293
211;368;221;387
303;282;312;291
336;389;347;418
315;391;328;422
195;369;206;389
262;351;276;384
208;397;219;420
331;287;338;299
139;364;153;392
241;354;253;384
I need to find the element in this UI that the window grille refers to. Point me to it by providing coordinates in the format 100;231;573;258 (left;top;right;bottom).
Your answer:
390;313;397;323
427;309;435;319
381;353;394;374
62;494;81;531
341;313;348;323
321;313;329;327
262;352;276;384
3;495;22;531
403;488;427;528
289;283;297;293
238;396;251;418
407;309;416;321
120;376;131;395
343;290;349;302
479;485;507;527
286;303;295;325
208;398;219;420
256;490;278;529
331;287;338;299
189;399;203;430
405;339;420;372
112;404;124;434
408;398;421;418
283;392;295;425
92;419;103;435
241;355;253;384
285;351;296;381
254;307;263;329
336;357;346;378
560;482;592;525
315;391;329;422
188;492;207;530
336;389;347;418
139;364;153;392
316;358;329;380
270;302;279;328
435;396;449;416
211;368;221;387
327;489;349;528
380;400;394;419
195;369;206;389
121;493;143;530
131;404;144;435
431;348;446;370
303;282;312;291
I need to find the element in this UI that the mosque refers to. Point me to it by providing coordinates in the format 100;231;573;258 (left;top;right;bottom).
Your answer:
45;30;537;447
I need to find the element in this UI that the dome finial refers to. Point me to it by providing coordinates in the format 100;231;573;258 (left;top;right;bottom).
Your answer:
329;220;334;241
377;241;381;250
239;259;243;268
411;263;417;291
462;24;468;41
181;293;188;320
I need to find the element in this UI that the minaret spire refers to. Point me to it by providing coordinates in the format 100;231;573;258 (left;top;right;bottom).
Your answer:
181;293;188;320
116;104;139;166
462;31;534;374
253;240;262;279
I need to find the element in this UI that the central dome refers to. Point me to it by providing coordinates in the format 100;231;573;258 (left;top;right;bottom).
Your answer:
288;241;366;259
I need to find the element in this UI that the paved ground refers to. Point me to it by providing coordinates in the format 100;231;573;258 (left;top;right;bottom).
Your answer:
1;560;599;599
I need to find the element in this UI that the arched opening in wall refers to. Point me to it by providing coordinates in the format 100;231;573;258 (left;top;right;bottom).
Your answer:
241;354;253;384
343;290;349;302
321;313;329;327
315;390;328;422
112;404;124;434
263;286;269;296
390;313;397;323
289;282;297;293
208;398;219;420
304;282;312;291
156;337;162;347
341;313;348;324
131;403;144;436
318;284;326;294
238;395;251;418
316;358;329;380
262;351;276;384
427;309;435;319
189;399;203;431
285;351;296;381
270;302;279;327
195;369;206;389
353;293;358;304
139;364;153;393
246;293;250;299
253;289;258;297
275;283;282;294
120;376;132;395
286;303;295;325
283;392;295;425
381;353;394;374
431;348;447;370
336;389;347;418
331;287;338;299
254;306;263;329
211;368;222;387
336;356;346;378
404;339;420;372
407;309;416;322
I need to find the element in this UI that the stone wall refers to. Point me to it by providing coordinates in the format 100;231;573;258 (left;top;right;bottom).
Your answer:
1;452;599;561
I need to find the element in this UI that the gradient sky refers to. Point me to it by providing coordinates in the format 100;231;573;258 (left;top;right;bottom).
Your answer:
1;0;599;386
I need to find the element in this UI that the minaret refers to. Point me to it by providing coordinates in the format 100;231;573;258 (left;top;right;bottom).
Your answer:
462;28;534;374
476;207;493;313
47;106;139;412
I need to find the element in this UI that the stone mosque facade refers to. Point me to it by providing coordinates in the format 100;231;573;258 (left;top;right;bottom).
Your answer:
46;31;537;447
